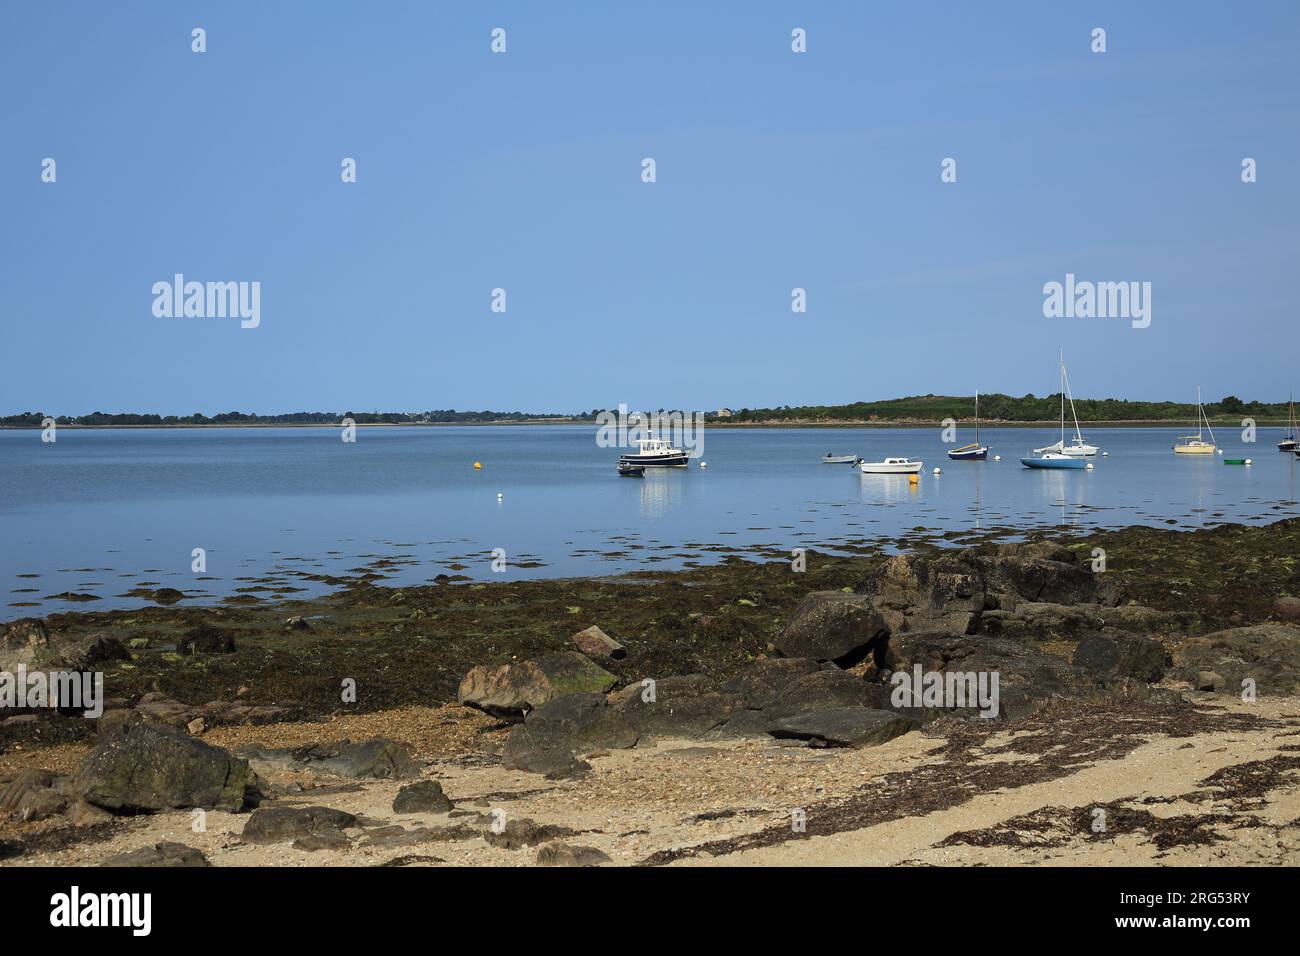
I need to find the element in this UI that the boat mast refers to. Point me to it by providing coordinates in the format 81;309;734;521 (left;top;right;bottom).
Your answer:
1061;354;1085;441
1200;385;1217;445
975;390;980;446
1059;350;1066;446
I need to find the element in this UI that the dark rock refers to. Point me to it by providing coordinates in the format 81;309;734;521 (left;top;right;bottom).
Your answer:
1177;624;1300;695
483;817;576;850
537;843;612;866
82;635;131;665
1073;631;1171;683
774;592;890;667
146;588;186;605
609;678;742;739
970;542;1121;607
768;707;920;748
102;842;210;867
759;668;887;719
239;738;420;780
458;652;617;718
179;623;236;655
1273;596;1300;623
74;722;253;813
860;554;985;636
292;827;352;851
502;692;637;775
392;780;453;814
718;658;824;709
241;805;358;844
888;633;1095;721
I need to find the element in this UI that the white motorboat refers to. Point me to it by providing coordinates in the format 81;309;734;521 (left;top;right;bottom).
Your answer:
860;457;923;474
618;434;689;467
822;453;859;464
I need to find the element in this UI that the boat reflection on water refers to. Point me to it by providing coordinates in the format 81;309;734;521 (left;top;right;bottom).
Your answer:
636;468;684;520
856;473;922;505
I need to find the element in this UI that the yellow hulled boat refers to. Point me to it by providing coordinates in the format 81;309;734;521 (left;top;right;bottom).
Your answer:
1173;385;1217;455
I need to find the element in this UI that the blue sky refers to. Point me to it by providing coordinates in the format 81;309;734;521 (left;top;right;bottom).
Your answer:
2;1;1297;416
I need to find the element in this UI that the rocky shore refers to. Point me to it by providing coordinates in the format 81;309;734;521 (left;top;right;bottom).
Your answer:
3;517;1299;867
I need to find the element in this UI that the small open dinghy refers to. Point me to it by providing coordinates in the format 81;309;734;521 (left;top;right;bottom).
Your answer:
822;453;859;464
618;462;646;477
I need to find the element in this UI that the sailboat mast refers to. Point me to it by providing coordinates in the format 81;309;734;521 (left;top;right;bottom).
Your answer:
1059;351;1066;444
975;390;980;445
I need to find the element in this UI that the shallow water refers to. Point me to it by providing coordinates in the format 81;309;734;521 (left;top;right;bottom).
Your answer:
2;424;1297;619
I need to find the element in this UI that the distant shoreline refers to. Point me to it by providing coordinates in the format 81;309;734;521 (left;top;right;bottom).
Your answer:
1;418;1290;430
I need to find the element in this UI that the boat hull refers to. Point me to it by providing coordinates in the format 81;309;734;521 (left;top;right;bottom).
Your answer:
821;456;858;464
1173;444;1216;455
618;453;689;467
1020;456;1087;469
860;461;923;474
1279;440;1298;452
947;446;988;461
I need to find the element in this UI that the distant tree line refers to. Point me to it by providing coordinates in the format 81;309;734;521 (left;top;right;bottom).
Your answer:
726;393;1292;423
1;395;1291;427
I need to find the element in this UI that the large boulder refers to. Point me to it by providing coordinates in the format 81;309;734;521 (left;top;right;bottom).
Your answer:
237;738;419;781
608;676;743;739
502;692;639;776
859;554;985;636
759;668;886;719
1074;631;1171;683
73;722;253;813
1176;624;1300;695
981;601;1171;642
887;633;1097;721
768;708;920;748
0;618;52;671
774;592;890;666
241;805;358;844
458;652;617;718
102;843;210;867
717;658;825;709
970;541;1121;607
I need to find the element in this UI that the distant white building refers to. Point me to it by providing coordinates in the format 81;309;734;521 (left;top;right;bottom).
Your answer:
714;408;733;418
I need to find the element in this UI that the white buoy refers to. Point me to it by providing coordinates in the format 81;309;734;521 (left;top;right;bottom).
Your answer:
932;467;942;475
1086;463;1094;470
496;492;503;500
993;454;1002;461
1218;449;1224;455
1245;458;1253;465
700;461;707;468
1102;451;1109;457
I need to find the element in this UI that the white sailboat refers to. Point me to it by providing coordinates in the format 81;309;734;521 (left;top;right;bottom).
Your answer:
1022;354;1088;469
1279;394;1297;452
1033;351;1099;457
1173;385;1217;455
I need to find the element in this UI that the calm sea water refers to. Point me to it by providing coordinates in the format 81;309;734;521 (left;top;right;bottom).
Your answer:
2;425;1298;620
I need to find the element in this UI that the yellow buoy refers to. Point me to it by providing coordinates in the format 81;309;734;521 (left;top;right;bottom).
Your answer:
908;474;919;485
473;461;482;470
